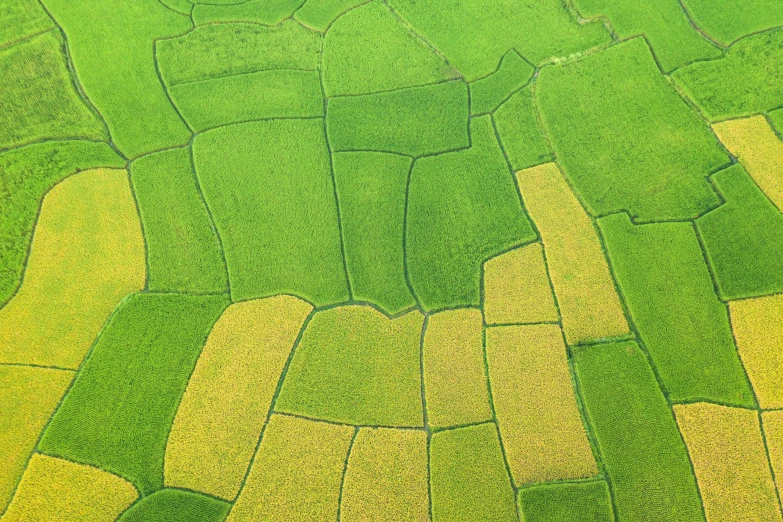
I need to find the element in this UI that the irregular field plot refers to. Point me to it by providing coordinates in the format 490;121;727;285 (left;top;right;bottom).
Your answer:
276;305;424;426
0;168;145;369
674;402;782;522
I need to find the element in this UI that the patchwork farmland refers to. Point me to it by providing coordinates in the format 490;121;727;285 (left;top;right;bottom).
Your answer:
2;0;783;520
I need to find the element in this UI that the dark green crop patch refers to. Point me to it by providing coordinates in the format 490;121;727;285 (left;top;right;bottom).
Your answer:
37;293;229;495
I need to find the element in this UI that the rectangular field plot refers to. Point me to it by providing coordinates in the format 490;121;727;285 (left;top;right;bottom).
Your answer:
193;118;349;306
573;341;705;522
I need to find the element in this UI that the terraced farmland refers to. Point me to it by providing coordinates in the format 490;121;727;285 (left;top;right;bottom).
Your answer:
2;0;783;520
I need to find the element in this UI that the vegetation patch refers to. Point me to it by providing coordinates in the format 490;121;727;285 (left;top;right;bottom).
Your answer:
0;366;72;513
227;414;354;521
673;30;783;121
598;213;755;406
572;341;705;522
276;305;424;426
387;0;609;78
0;140;125;307
762;410;783;499
193;119;349;306
407;115;535;310
516;163;628;344
294;0;366;32
681;0;783;45
0;0;52;47
165;295;312;500
0;31;105;150
697;164;783;300
37;293;230;495
2;453;138;522
326;80;469;157
482;243;559;325
486;324;597;485
674;402;782;522
493;85;553;171
157;21;321;86
322;1;456;96
0;168;145;369
341;428;429;521
574;0;721;71
712;115;783;212
41;0;192;158
192;0;303;25
423;309;492;429
116;489;230;522
469;50;533;115
430;423;517;522
332;151;415;314
130;147;227;294
537;38;727;221
517;480;614;522
729;294;783;409
171;70;323;133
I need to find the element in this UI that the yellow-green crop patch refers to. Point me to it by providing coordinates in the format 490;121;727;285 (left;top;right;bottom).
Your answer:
516;163;628;344
674;402;782;521
0;366;72;513
482;243;559;325
340;428;429;521
2;454;138;522
486;324;597;485
423;309;492;429
165;295;312;500
276;305;424;426
0;168;145;369
227;414;354;521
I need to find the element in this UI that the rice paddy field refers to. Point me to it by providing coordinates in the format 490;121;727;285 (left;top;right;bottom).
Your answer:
2;0;783;520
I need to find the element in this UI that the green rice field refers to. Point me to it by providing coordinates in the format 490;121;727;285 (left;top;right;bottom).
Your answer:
2;0;783;520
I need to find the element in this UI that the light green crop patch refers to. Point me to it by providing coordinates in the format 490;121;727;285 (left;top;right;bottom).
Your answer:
0;31;106;150
573;341;705;522
332;152;415;314
388;0;609;79
574;0;721;71
597;213;755;406
0;140;124;307
116;489;230;522
537;37;727;221
493;85;553;171
672;28;783;121
697;164;783;300
171;70;323;132
192;0;303;25
41;0;192;158
430;423;517;521
682;0;783;45
276;306;424;426
193;119;349;306
518;481;614;522
406;115;535;311
38;293;230;495
295;0;366;32
469;50;534;115
130;147;228;294
157;21;321;86
0;0;53;48
322;0;457;96
327;80;469;157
